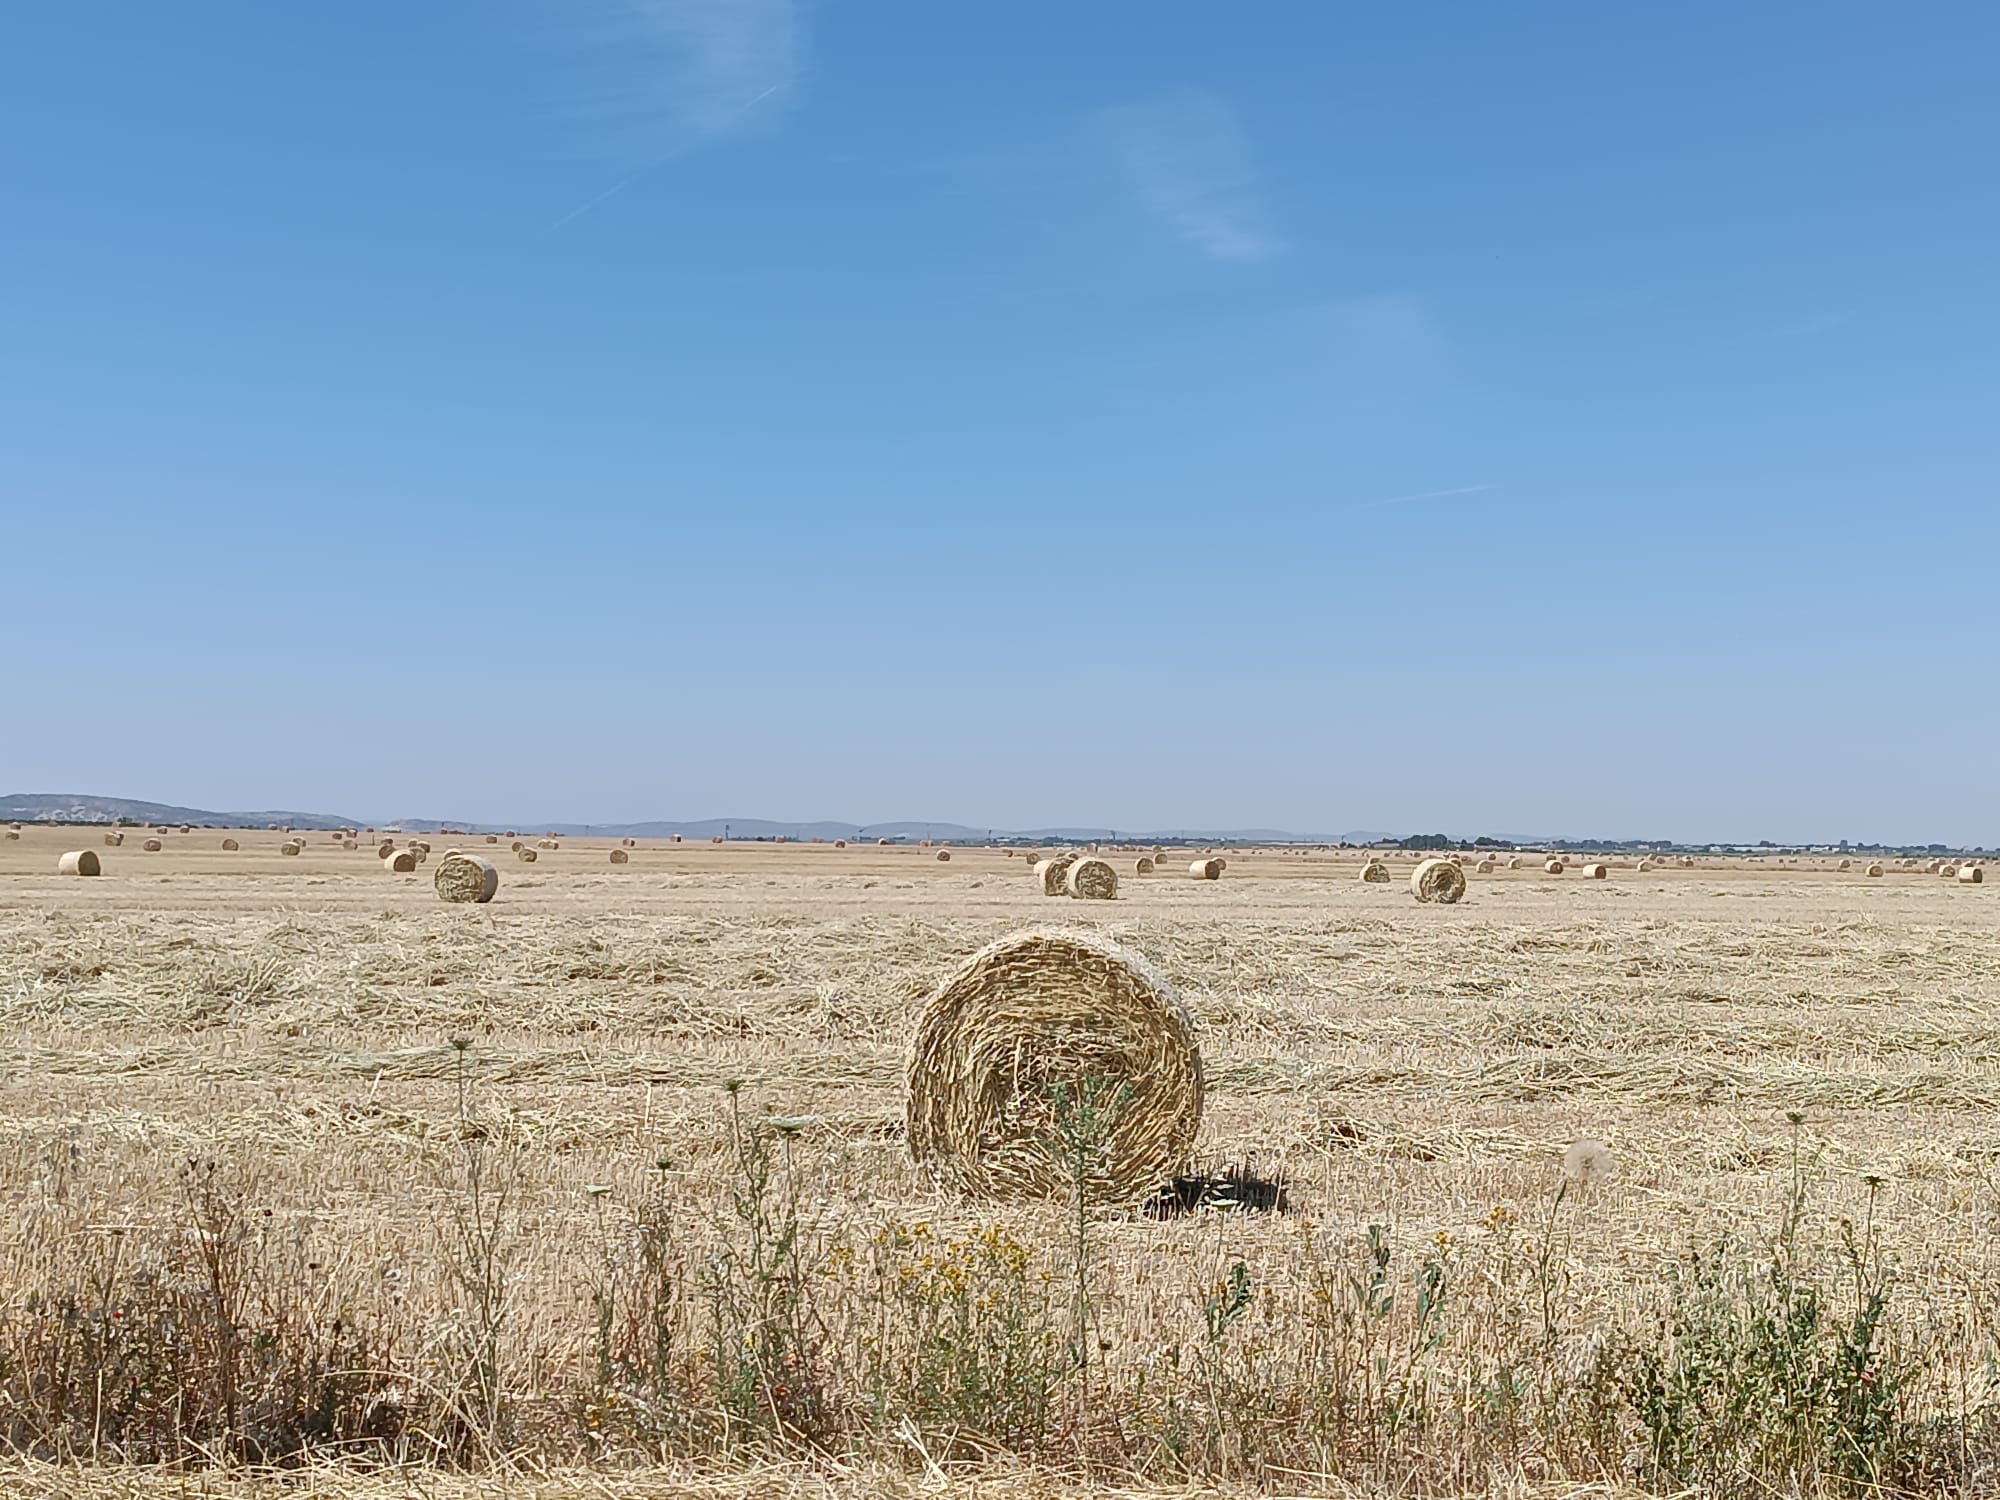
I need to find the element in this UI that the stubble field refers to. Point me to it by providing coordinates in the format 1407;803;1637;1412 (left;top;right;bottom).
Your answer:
2;826;1997;1497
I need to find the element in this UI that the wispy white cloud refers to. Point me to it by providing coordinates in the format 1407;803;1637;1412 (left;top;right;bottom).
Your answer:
1102;90;1283;261
557;0;799;151
625;0;798;137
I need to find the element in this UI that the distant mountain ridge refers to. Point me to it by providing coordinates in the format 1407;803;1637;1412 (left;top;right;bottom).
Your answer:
0;792;1379;845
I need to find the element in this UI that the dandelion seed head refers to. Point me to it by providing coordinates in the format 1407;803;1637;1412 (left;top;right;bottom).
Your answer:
1562;1139;1616;1187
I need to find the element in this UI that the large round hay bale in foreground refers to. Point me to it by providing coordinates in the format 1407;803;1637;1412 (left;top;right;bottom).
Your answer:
1066;856;1118;901
1412;858;1466;904
383;850;419;874
1359;860;1390;883
1034;854;1079;895
609;848;630;864
142;839;163;852
435;852;500;904
1189;858;1223;881
57;850;101;877
906;929;1202;1202
221;838;239;851
1135;856;1154;875
1961;866;1985;885
1584;863;1608;880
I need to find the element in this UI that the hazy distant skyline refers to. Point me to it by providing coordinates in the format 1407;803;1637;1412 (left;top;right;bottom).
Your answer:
5;5;1997;846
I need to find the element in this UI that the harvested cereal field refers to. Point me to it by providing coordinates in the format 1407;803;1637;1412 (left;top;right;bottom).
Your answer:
2;826;1998;1495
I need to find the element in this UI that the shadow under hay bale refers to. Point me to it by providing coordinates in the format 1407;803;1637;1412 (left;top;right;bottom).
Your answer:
1143;1160;1290;1219
906;929;1203;1203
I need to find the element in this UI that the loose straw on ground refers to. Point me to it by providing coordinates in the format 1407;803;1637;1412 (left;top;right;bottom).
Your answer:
905;929;1202;1202
434;852;500;904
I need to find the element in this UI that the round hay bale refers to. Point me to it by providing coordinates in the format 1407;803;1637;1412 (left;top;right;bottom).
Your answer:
510;840;523;852
536;839;558;851
878;837;891;846
486;834;499;845
413;840;432;854
383;849;419;874
1066;857;1119;901
905;929;1202;1202
435;852;500;904
1637;860;1654;872
2;830;16;841
835;839;848;848
104;831;124;847
1838;859;1852;871
937;849;951;862
1033;854;1079;895
1214;857;1228;872
57;850;101;877
609;848;630;864
1584;863;1608;880
377;840;395;859
1866;863;1884;877
221;838;239;851
280;842;301;857
1506;855;1523;869
179;825;192;835
1189;858;1223;881
1411;857;1466;904
1544;859;1565;875
1941;864;1959;879
517;847;538;863
1359;860;1390;883
1961;865;1985;885
1135;856;1154;875
142;838;163;852
1475;859;1496;874
343;838;357;850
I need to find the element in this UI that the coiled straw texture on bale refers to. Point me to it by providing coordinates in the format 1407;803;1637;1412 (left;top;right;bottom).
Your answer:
905;929;1203;1203
609;848;630;864
1066;856;1118;901
435;852;500;904
57;850;100;877
1359;861;1390;884
1544;859;1565;874
142;839;163;852
1411;857;1466;904
220;838;239;851
517;848;538;863
383;850;419;874
1134;856;1154;875
937;850;951;862
1476;859;1496;874
1867;863;1885;877
1034;854;1079;896
1189;858;1223;881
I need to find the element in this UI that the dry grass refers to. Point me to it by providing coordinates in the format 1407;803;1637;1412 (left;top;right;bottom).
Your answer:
0;829;1997;1493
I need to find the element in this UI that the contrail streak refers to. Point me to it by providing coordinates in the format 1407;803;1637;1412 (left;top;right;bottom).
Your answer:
1366;483;1493;508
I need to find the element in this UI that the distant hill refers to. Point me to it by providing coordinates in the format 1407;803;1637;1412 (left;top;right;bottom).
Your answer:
0;793;357;830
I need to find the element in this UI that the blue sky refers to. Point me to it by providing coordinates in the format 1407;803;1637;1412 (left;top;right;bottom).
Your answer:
4;4;1996;842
